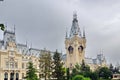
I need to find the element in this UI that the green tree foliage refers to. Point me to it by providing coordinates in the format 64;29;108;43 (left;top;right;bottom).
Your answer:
71;61;100;80
72;75;90;80
52;50;65;80
97;67;112;79
109;63;114;72
0;24;5;31
66;68;70;80
70;61;113;80
25;61;38;80
71;60;91;76
89;72;98;80
81;60;90;72
39;50;53;80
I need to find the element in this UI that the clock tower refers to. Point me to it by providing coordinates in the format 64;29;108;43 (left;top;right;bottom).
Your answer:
65;13;86;68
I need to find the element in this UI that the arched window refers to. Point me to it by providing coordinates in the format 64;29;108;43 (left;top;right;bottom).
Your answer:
4;72;8;80
16;73;19;80
10;72;14;80
78;45;83;53
68;46;73;54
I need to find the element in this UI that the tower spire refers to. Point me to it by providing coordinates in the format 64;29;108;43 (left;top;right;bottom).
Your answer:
69;12;81;38
14;25;16;34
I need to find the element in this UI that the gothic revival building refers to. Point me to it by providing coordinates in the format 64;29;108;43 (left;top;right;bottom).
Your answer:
0;13;107;80
0;29;54;80
64;13;107;71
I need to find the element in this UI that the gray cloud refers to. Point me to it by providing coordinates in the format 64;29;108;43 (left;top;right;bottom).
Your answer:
0;0;120;65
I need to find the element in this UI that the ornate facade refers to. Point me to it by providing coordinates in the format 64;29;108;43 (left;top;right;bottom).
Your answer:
0;13;107;80
0;29;53;80
64;13;107;71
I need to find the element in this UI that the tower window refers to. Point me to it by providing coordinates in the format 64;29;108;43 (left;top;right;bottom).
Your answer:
68;46;73;54
78;45;83;53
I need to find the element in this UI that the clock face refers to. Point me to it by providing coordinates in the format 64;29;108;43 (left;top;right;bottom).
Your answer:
78;45;83;53
68;46;73;54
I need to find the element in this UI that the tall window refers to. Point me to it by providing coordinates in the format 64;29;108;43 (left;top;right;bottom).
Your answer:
6;61;9;68
15;62;18;68
10;62;14;68
4;72;8;79
16;73;19;80
22;73;24;79
22;63;24;69
26;63;28;68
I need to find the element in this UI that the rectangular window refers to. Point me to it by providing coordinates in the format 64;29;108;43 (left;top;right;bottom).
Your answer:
15;62;18;68
6;61;9;68
26;63;28;68
22;73;24;79
10;62;14;68
22;63;24;69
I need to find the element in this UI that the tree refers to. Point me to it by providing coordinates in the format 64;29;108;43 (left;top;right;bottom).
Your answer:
72;75;90;80
39;50;53;80
109;63;114;72
71;61;91;79
89;72;98;80
71;62;99;80
66;68;70;80
109;63;114;78
81;60;90;72
25;61;38;80
97;67;112;79
52;50;65;80
113;67;119;73
0;24;5;31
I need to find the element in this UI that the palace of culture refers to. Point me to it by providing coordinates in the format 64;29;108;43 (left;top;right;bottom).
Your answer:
0;13;107;80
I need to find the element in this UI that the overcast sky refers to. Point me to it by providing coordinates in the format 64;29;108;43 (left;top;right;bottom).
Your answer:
0;0;120;65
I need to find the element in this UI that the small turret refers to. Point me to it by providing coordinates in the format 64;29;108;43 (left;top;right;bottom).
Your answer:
65;27;68;38
14;25;16;34
83;27;86;38
3;26;16;49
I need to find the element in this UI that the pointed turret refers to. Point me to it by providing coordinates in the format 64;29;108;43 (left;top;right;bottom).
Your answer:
14;25;16;34
65;27;68;38
83;27;86;38
66;31;68;38
69;13;81;38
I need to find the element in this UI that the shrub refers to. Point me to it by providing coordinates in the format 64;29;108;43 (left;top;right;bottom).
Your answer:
72;75;91;80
